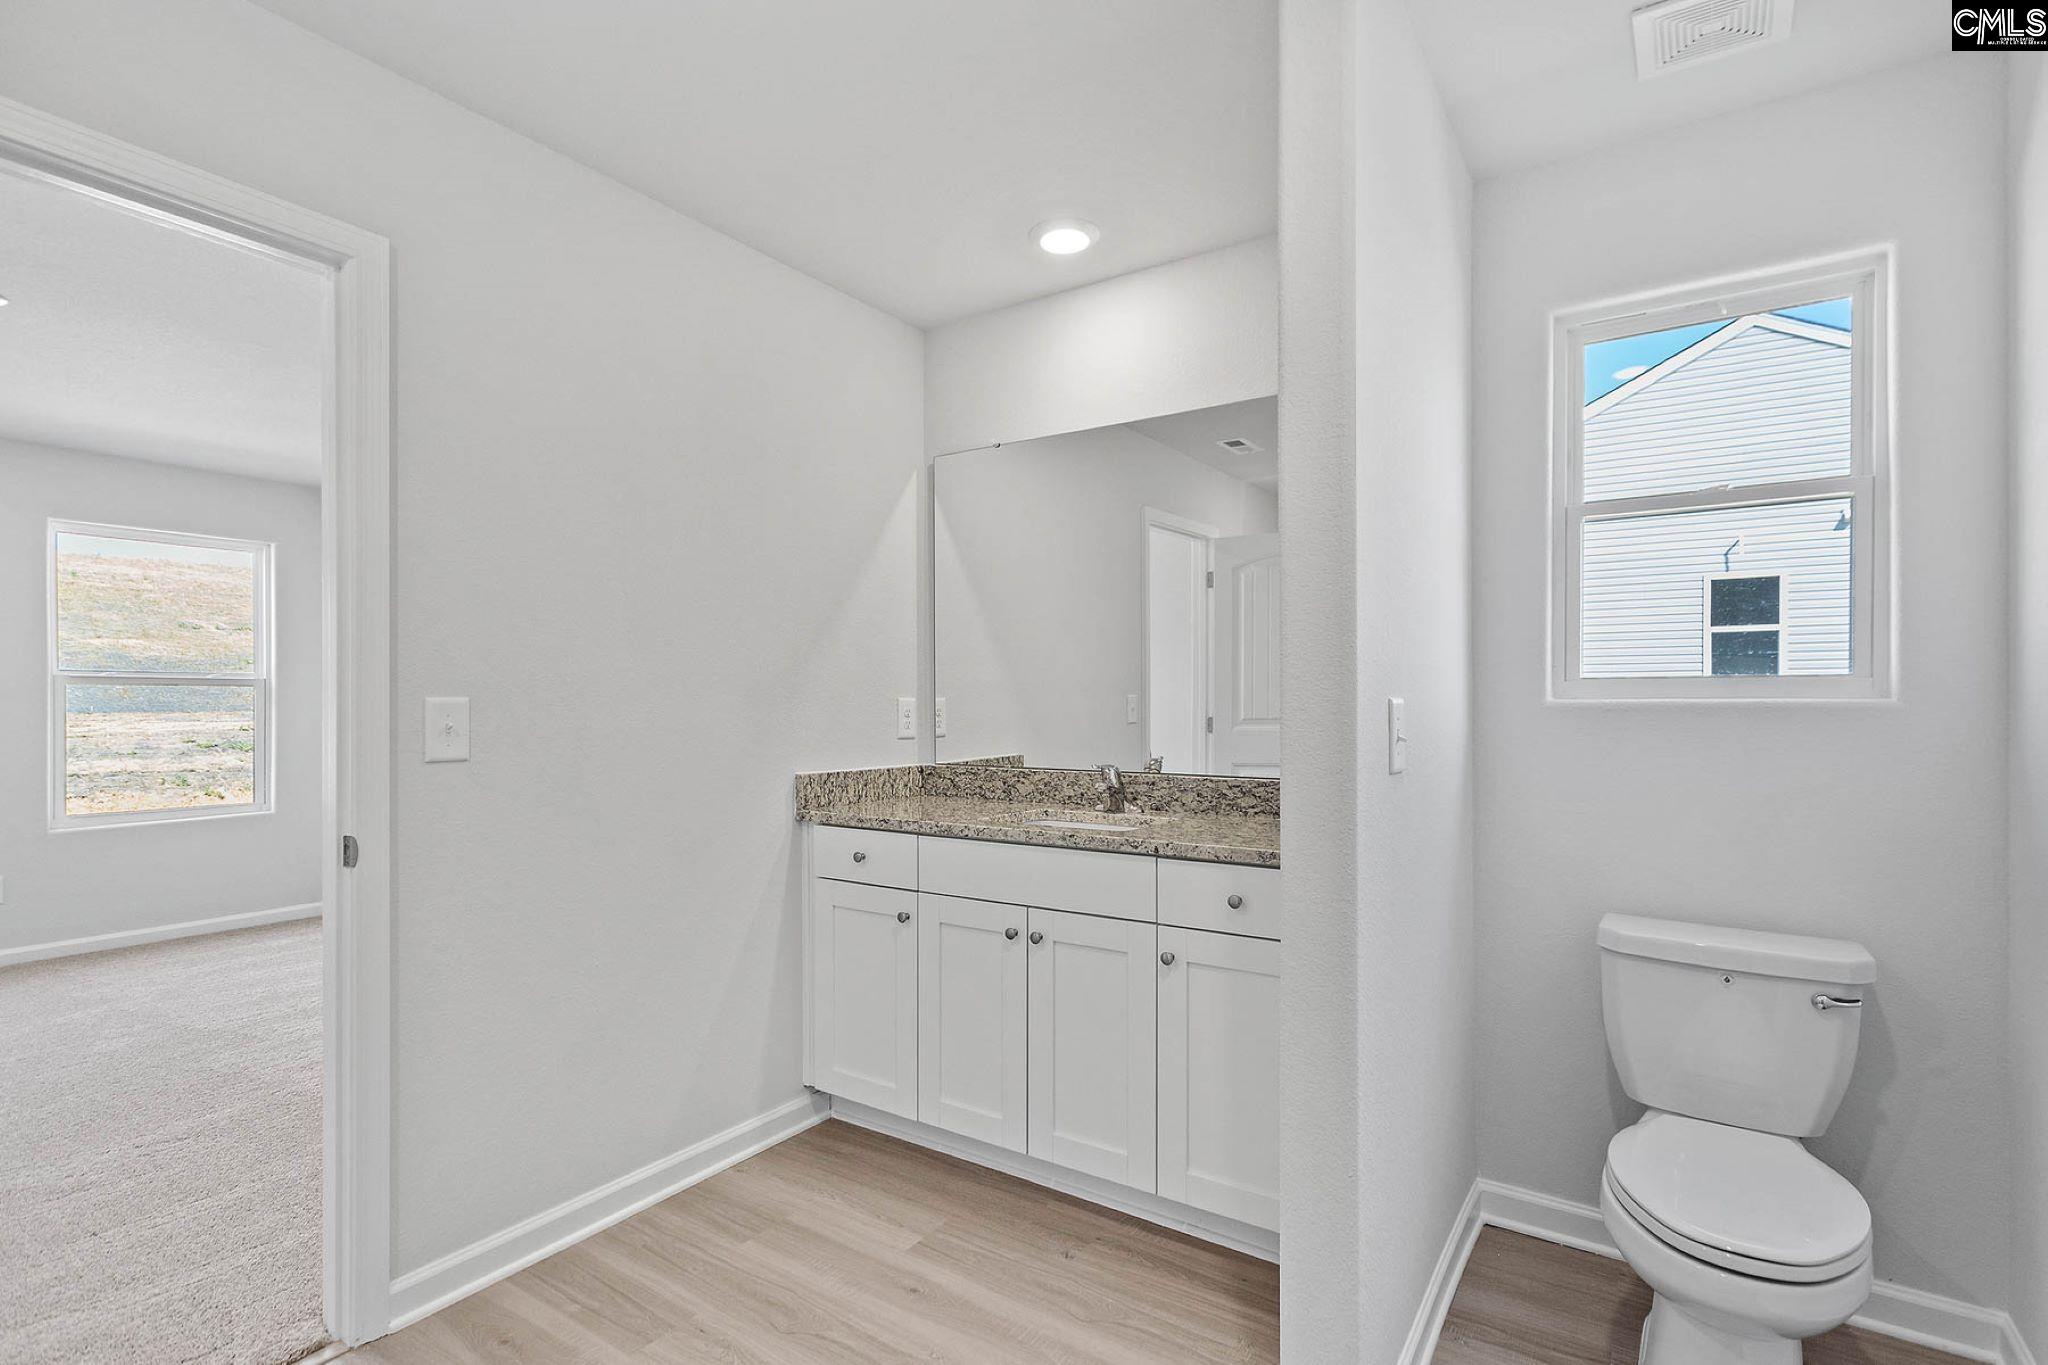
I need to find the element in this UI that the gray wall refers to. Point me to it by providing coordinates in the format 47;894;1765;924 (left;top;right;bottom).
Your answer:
1279;0;1477;1356
0;438;321;952
1473;57;2011;1307
0;0;925;1278
2007;52;2048;1358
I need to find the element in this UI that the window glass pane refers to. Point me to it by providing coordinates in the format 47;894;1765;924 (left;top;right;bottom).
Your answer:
64;683;256;816
1712;631;1781;676
1710;575;1780;627
1581;497;1851;678
55;532;257;673
1582;297;1852;502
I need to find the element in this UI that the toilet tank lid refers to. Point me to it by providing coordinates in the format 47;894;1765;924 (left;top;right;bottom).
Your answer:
1597;914;1875;985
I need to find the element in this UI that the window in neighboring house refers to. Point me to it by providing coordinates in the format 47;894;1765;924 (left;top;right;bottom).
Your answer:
49;521;272;827
1706;573;1782;676
1551;253;1888;699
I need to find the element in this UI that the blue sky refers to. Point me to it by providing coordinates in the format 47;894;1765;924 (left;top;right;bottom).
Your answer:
1583;296;1852;404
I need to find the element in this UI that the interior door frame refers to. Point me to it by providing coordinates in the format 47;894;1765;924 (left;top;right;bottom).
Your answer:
0;96;395;1345
1140;506;1219;774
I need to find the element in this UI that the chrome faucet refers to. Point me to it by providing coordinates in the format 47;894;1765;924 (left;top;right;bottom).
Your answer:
1096;764;1127;813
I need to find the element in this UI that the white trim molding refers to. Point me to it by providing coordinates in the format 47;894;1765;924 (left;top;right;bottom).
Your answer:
828;1097;1280;1263
1404;1178;2038;1365
385;1094;829;1334
0;902;322;968
0;92;396;1348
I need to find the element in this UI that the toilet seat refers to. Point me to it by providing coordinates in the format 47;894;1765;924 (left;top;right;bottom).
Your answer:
1606;1112;1871;1285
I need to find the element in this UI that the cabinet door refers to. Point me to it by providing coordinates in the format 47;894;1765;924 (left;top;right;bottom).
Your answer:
1157;926;1280;1230
811;877;917;1118
917;894;1027;1152
1026;907;1156;1189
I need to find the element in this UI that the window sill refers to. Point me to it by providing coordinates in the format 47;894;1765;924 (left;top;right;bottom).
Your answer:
51;804;274;833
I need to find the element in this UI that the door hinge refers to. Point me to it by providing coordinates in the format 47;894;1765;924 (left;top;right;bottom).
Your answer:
1206;570;1214;588
341;834;359;869
1205;716;1214;734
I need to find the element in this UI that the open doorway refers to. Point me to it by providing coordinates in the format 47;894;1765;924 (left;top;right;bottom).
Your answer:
0;102;391;1361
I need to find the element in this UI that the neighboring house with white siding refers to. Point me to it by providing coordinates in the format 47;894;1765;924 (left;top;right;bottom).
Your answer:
1580;312;1853;677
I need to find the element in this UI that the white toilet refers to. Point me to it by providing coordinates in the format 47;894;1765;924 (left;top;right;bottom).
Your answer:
1597;914;1878;1364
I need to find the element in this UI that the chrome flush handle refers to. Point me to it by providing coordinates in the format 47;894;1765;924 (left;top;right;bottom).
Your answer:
1812;993;1863;1012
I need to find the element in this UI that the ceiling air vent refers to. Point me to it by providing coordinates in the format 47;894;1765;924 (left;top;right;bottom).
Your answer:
1217;437;1265;455
1632;0;1793;79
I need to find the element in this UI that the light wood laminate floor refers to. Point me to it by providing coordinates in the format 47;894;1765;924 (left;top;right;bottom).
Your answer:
348;1118;1279;1364
1436;1226;1971;1365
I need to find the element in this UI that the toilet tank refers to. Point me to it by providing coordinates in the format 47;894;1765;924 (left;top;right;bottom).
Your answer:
1598;914;1876;1138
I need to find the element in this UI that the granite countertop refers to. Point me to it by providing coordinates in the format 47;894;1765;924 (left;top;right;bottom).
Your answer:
797;793;1280;868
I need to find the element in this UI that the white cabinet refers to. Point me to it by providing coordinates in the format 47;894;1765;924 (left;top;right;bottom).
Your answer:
1157;927;1281;1229
810;877;918;1118
1026;907;1158;1190
917;893;1027;1152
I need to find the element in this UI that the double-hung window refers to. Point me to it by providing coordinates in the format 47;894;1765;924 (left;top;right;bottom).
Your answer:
1551;252;1890;699
49;521;273;828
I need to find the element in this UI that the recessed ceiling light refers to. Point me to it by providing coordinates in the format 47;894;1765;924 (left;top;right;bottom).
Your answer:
1032;219;1100;256
0;296;10;307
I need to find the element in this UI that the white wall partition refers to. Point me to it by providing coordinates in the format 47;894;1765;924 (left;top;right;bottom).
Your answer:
0;0;923;1305
1472;57;2012;1311
2007;53;2048;1363
1279;0;1477;1357
0;439;322;959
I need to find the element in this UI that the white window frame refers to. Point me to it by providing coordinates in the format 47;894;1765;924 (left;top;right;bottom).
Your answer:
1702;571;1784;677
1549;250;1892;701
48;519;275;830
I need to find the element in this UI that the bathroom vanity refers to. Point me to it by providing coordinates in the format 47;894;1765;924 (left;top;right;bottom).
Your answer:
796;763;1282;1250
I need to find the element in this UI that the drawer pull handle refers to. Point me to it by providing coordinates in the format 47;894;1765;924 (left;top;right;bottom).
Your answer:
1160;951;1176;966
896;911;911;923
1029;931;1044;945
852;851;867;864
1005;927;1020;940
1227;894;1244;910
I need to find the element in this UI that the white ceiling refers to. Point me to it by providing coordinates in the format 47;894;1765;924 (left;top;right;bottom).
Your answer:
244;0;1279;329
1405;0;1944;178
0;168;327;484
1127;395;1278;489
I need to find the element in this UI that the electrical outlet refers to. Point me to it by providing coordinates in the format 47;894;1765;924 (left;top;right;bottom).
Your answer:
896;696;916;740
934;696;948;738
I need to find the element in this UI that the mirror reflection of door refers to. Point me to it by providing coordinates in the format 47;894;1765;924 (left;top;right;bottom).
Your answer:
1211;534;1281;777
1144;510;1217;774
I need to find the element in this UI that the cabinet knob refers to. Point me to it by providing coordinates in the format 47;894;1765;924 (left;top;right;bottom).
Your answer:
852;851;867;863
896;910;911;923
1227;894;1244;910
1160;951;1176;966
1005;927;1020;940
1029;931;1044;944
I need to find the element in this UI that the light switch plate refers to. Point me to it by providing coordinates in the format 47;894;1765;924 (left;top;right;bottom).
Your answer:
424;696;470;762
896;696;916;740
934;696;948;738
1387;697;1408;774
1126;694;1139;724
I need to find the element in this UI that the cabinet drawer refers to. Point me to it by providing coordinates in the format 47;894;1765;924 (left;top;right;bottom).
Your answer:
1158;860;1281;940
812;824;917;890
918;836;1155;923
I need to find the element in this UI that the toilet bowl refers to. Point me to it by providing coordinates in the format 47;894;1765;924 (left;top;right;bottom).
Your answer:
1600;1113;1872;1363
1596;915;1878;1364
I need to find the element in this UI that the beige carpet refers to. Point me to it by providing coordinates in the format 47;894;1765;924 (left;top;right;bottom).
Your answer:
0;919;328;1364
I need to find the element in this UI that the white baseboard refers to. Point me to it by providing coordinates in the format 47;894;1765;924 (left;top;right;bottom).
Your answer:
1399;1179;1484;1365
383;1092;829;1335
1461;1177;2035;1365
827;1097;1280;1262
0;901;322;968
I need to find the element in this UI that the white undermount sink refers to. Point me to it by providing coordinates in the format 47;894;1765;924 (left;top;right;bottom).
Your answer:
1014;807;1154;832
